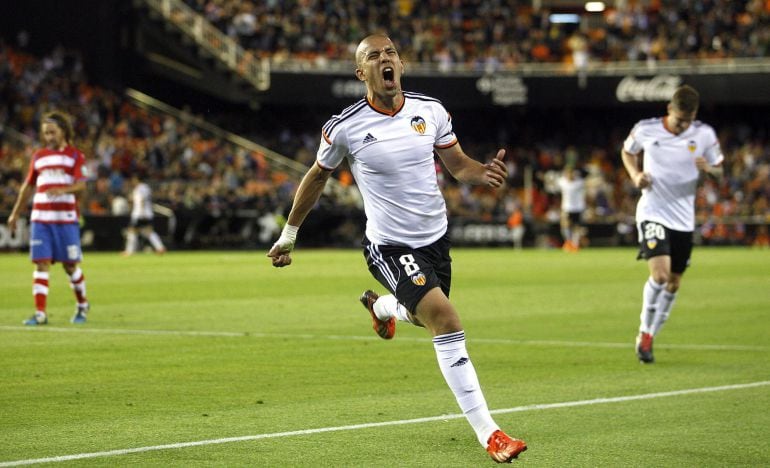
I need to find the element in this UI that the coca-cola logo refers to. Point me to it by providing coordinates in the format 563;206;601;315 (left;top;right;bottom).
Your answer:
616;75;682;102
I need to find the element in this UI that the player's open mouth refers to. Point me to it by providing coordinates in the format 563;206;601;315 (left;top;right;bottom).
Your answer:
383;67;395;88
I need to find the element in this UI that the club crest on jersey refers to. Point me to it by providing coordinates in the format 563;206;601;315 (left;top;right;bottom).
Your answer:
646;239;658;249
411;272;427;286
687;140;696;153
411;116;426;135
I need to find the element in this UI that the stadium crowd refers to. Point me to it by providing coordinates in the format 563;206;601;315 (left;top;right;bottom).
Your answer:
185;0;770;69
2;39;769;249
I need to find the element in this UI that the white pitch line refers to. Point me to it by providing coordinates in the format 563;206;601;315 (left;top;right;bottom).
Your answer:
0;325;766;351
1;380;768;467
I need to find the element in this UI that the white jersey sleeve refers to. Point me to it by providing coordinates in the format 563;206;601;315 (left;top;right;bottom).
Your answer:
316;133;346;171
701;125;724;166
317;99;365;170
433;106;457;149
623;121;646;155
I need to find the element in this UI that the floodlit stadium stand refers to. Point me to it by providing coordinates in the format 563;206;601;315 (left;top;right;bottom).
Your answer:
1;1;769;249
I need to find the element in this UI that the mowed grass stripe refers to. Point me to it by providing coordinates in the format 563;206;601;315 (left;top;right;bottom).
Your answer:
1;325;766;351
1;380;767;467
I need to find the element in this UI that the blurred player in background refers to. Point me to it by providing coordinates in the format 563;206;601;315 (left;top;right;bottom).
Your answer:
621;85;724;364
557;167;586;252
7;111;90;325
122;173;166;256
268;34;526;464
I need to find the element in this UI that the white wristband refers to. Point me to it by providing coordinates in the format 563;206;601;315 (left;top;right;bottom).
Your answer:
274;224;299;252
281;224;299;243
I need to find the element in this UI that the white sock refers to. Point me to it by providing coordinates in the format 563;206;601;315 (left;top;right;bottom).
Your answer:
146;232;165;251
640;278;664;334
651;291;677;336
433;331;499;446
125;231;138;254
373;294;413;324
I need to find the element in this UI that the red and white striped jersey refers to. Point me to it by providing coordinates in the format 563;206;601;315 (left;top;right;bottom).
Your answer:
25;145;87;224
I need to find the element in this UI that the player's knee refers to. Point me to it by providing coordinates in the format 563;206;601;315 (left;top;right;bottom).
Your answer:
651;271;669;285
426;307;463;335
407;311;425;328
667;276;682;292
415;294;462;335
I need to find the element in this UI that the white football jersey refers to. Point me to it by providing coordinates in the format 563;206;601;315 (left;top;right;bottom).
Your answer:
623;117;723;231
558;175;586;213
131;182;154;221
317;92;457;248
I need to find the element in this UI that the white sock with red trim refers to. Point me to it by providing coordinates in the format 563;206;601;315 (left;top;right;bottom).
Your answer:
69;267;88;306
33;271;49;315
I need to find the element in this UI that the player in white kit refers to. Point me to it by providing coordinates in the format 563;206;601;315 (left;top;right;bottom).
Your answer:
268;34;526;463
557;167;586;252
122;174;166;256
621;85;724;363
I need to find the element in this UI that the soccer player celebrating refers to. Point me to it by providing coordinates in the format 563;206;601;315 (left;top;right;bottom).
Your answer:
267;34;527;463
8;111;91;325
621;85;724;363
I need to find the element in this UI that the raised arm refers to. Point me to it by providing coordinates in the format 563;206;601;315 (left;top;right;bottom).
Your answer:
435;143;507;188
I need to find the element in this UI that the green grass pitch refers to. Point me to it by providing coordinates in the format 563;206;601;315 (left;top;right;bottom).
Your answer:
1;247;769;466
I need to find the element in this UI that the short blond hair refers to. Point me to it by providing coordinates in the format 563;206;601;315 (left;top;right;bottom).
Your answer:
671;85;699;113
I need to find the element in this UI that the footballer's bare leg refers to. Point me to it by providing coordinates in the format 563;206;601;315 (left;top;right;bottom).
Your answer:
647;255;671;285
413;287;461;336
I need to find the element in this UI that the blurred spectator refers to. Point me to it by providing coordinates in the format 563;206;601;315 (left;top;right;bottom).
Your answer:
184;0;770;68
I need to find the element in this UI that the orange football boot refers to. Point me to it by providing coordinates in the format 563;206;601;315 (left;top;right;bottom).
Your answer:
359;290;396;339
